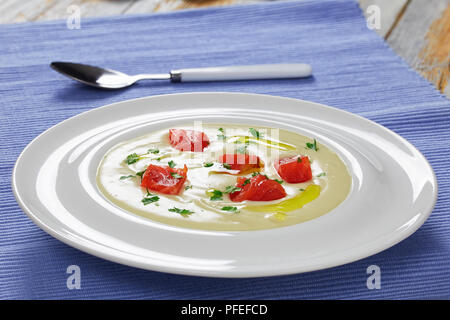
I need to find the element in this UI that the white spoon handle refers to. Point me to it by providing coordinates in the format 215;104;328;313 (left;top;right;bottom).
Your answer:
170;63;312;82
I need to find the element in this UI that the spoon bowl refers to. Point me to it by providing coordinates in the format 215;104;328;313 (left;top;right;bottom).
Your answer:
50;62;169;89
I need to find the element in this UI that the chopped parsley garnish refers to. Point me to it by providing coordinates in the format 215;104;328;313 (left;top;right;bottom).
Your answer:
221;206;239;213
217;128;226;141
252;172;268;179
225;186;242;193
170;172;184;179
125;148;161;165
204;162;214;167
136;170;146;178
297;157;302;163
274;179;283;184
141;195;160;205
168;160;176;168
156;157;161;161
249;128;262;139
168;207;194;216
306;139;318;151
242;179;250;186
223;163;232;170
125;153;140;165
119;175;134;180
185;185;193;190
317;172;326;177
209;189;223;201
251;172;273;180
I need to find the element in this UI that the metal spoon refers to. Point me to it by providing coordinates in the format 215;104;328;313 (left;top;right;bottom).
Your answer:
50;62;312;89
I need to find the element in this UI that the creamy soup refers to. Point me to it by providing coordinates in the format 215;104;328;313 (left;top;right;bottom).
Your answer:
97;124;351;231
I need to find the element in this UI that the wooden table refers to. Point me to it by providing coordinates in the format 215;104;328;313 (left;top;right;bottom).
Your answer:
1;0;449;98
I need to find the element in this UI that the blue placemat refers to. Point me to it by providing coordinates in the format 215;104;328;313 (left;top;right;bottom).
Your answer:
1;0;449;299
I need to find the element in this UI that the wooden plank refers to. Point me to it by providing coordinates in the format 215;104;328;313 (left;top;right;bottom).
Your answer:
358;0;408;38
0;0;412;28
0;0;268;24
0;0;135;24
418;4;450;97
32;0;134;22
387;0;450;96
0;0;55;24
124;0;264;14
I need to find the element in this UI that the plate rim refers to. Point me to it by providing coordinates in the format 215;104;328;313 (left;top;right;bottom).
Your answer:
11;92;438;277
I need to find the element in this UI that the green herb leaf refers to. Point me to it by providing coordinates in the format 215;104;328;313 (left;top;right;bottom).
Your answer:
170;172;184;179
168;160;176;168
148;148;159;154
185;185;193;190
168;207;194;215
297;157;302;163
204;162;214;168
119;175;135;180
125;153;140;165
221;206;239;213
249;128;262;139
217;127;226;140
251;172;269;179
274;179;283;184
136;170;146;178
156;157;161;161
223;163;232;170
317;172;326;177
225;186;242;193
306;139;318;151
141;195;160;205
242;179;251;186
210;189;223;201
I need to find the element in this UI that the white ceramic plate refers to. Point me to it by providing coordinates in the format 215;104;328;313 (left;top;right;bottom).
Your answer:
12;93;437;278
